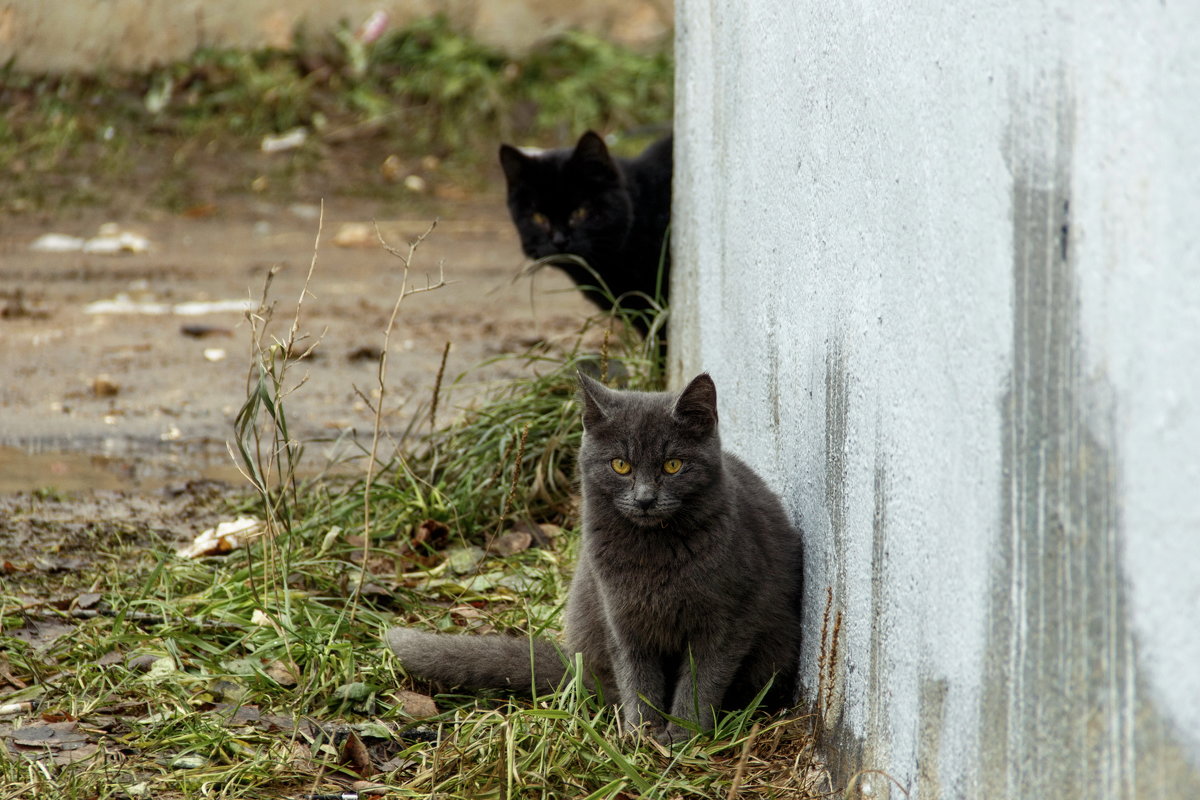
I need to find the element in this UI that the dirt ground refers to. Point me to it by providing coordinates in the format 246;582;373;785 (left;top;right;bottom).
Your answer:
0;191;598;500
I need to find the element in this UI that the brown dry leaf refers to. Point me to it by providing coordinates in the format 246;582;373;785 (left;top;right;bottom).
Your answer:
390;690;438;719
8;721;89;747
338;728;374;777
52;742;99;765
73;592;103;609
265;661;299;687
486;529;533;556
91;376;120;397
449;605;485;622
97;650;123;667
7;621;76;650
410;519;450;551
285;738;315;770
537;523;563;541
0;655;28;689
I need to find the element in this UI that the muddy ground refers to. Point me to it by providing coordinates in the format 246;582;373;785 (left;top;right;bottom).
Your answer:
0;188;597;535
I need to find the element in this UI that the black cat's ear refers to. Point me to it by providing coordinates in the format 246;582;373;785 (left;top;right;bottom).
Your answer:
569;131;619;182
577;371;614;429
498;144;529;184
672;373;718;435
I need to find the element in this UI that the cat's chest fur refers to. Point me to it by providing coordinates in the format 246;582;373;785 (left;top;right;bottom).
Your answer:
591;531;736;650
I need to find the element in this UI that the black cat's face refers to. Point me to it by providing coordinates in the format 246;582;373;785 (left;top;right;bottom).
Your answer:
578;374;721;528
499;132;634;265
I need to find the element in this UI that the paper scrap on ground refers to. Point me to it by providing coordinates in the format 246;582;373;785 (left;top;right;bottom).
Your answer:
31;225;150;255
85;295;256;315
178;517;263;558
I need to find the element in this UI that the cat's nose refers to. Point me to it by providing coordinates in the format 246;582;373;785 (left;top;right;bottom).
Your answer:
551;230;568;248
636;495;655;510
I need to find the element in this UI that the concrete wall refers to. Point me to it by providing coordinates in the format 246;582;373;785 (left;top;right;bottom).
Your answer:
673;2;1200;798
0;0;671;72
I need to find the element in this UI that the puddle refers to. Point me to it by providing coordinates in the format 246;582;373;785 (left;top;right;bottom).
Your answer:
0;441;245;494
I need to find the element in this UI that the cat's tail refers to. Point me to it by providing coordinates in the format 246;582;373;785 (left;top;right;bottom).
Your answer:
384;628;569;696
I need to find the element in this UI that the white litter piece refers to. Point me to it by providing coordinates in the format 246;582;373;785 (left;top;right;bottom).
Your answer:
84;294;170;315
203;348;227;362
173;299;256;315
84;295;256;316
177;517;262;558
357;9;389;43
333;222;374;248
31;228;151;255
31;233;86;252
82;231;151;255
261;127;308;153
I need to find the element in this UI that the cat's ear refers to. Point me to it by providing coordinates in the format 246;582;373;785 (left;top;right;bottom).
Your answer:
672;373;718;435
498;144;530;184
577;371;615;429
569;131;619;181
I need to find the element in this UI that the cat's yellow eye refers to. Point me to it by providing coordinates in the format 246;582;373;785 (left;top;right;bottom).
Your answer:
663;458;683;475
532;212;551;229
569;207;589;226
611;458;632;475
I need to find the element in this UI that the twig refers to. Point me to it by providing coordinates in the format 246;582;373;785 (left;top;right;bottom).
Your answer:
351;220;446;624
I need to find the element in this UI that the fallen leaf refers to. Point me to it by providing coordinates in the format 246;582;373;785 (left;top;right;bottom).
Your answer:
73;592;102;609
537;523;563;542
217;703;262;726
181;203;219;219
91;376;120;397
6;621;75;650
347;344;383;362
8;721;89;746
444;546;485;575
333;222;375;248
125;654;160;673
265;661;298;687
53;742;99;765
390;690;438;719
332;682;371;703
486;529;532;556
180;324;232;338
410;519;450;551
338;728;374;776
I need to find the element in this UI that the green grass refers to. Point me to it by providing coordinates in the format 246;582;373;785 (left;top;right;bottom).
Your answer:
0;352;822;797
0;227;824;798
0;15;673;213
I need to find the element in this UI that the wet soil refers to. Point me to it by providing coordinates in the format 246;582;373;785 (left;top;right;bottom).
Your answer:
0;192;597;501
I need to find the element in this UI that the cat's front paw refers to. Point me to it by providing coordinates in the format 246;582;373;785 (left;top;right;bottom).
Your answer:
653;722;691;746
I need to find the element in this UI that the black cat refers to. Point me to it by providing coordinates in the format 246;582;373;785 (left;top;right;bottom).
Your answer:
499;131;672;338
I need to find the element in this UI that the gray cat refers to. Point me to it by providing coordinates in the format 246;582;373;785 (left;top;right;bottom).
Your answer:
385;373;803;743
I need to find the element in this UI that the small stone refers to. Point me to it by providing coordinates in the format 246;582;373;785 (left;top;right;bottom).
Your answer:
91;376;120;398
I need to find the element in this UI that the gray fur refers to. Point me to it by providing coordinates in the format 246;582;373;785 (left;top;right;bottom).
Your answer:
385;373;803;744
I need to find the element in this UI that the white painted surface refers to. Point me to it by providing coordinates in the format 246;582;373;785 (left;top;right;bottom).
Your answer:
673;2;1200;797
